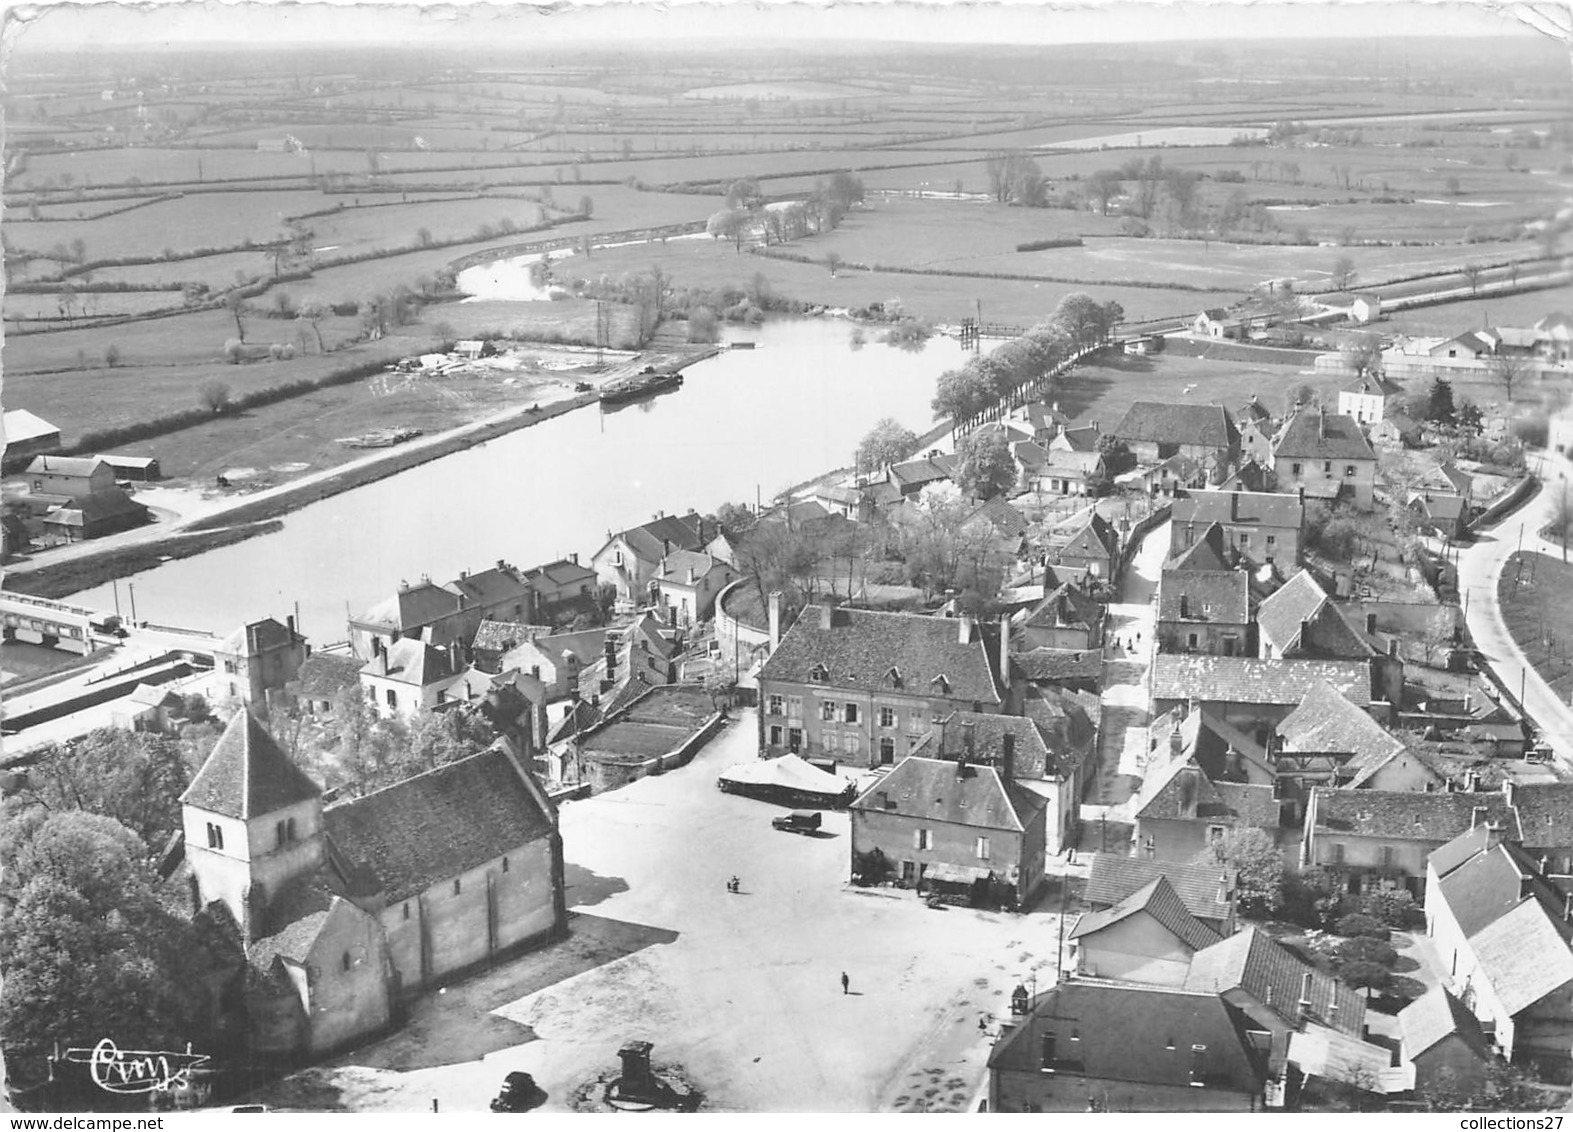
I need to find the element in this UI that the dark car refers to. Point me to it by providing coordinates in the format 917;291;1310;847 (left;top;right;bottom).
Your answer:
491;1071;539;1113
771;810;822;834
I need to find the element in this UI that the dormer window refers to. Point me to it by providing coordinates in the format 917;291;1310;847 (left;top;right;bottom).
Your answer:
886;666;904;689
810;664;830;684
931;675;950;696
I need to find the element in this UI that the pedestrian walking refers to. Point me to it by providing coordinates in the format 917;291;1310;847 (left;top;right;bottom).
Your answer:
841;971;850;995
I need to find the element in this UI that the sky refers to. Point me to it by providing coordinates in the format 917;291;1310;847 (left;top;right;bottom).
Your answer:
3;0;1542;53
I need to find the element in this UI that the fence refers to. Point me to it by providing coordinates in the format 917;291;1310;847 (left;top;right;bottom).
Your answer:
1114;503;1173;586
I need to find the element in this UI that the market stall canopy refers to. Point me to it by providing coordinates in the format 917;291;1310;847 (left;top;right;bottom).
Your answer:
717;754;854;802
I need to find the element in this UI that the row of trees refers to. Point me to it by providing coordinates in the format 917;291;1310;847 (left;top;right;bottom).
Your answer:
930;291;1123;424
705;171;864;252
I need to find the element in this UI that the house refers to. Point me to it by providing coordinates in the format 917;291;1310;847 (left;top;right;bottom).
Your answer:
177;709;565;1059
1011;647;1103;695
1338;372;1404;425
1133;755;1279;863
39;488;149;542
651;551;737;627
23;454;115;500
1111;402;1240;468
1067;875;1221;985
987;981;1266;1112
1156;567;1251;656
1397;986;1494;1099
1409;491;1470;541
1085;853;1235;936
1150;655;1372;736
1256;571;1376;663
1273;680;1419;796
1371;412;1423;449
1147;707;1275;789
1022;400;1071;439
287;652;364;717
1194;307;1245;340
1170;491;1304;569
757;603;1005;766
447;562;535;627
2;410;61;464
1236;395;1274;431
1429;332;1496;361
212;616;309;710
348;577;470;660
1534;313;1573;365
886;453;957;498
590;512;709;608
1424;823;1573;1076
1016;582;1105;651
1271;408;1379;510
1237;417;1278;467
851;750;1047;909
1349;294;1384;324
1048;424;1102;454
1054;512;1119;581
522;555;598;610
1017;443;1104;496
962;496;1032;559
360;637;467;717
1503;781;1573;877
1133;453;1206;497
1301;787;1517;896
111;683;186;734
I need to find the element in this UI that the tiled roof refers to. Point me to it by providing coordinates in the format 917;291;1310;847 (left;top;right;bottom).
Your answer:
1112;401;1240;450
1274;409;1377;462
1398;986;1490;1061
546;699;603;744
1512;783;1573;846
290;653;363;700
360;637;457;686
127;682;182;708
42;489;147;527
1237;397;1274;424
1257;570;1327;652
1437;843;1532;937
324;748;553;903
448;563;531;608
1171;490;1303;531
1151;655;1371;707
1025;401;1071;432
1309;787;1518;843
528;557;598;587
888;455;956;490
850;756;1044;832
966;496;1030;540
1218;461;1272;494
1085;853;1232;924
218;617;298;657
1428;824;1495;881
1060;512;1117;562
1011;440;1051;469
986;981;1263;1094
1168;523;1231;572
1341;373;1404;398
1277;680;1403;766
1023;582;1103;632
25;454;107;478
353;580;464;632
181;709;322;820
1136;759;1275;826
1157;568;1250;625
1468;899;1573;1015
656;549;727;584
1069;874;1221;951
760;606;1002;705
601;512;707;565
1185;926;1367;1037
472;618;537;654
1052;425;1102;453
1012;647;1102;683
929;708;1078;779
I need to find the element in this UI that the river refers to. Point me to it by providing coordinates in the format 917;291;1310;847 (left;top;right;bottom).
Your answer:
73;319;967;642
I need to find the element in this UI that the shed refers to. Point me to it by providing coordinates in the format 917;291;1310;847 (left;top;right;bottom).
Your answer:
100;454;162;482
2;409;62;464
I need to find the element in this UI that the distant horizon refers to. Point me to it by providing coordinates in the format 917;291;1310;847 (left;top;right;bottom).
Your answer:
5;0;1544;54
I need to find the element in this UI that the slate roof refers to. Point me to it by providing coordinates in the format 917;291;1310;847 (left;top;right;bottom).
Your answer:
1274;409;1377;462
353;580;464;632
25;454;107;478
1112;401;1240;450
851;756;1045;833
1277;680;1403;765
448;563;531;608
324;748;553;903
181;709;322;820
1168;523;1231;572
1171;490;1303;531
1309;787;1518;843
1086;853;1233;924
1398;986;1491;1061
1341;373;1405;398
927;708;1076;779
1184;926;1367;1037
1157;568;1250;625
1512;783;1573;846
1150;655;1372;707
1012;647;1102;683
1068;874;1222;951
1468;899;1573;1015
966;496;1030;540
1059;512;1117;562
218;617;298;657
1024;582;1104;632
598;512;707;565
760;606;1002;705
290;653;363;700
986;982;1264;1094
361;637;457;686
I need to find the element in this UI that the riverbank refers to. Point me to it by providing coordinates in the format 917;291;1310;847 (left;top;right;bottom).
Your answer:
5;522;284;601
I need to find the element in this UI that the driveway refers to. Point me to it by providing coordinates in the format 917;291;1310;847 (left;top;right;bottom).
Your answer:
256;709;1071;1113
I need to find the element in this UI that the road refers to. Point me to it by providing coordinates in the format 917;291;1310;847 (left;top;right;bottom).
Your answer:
1457;452;1573;764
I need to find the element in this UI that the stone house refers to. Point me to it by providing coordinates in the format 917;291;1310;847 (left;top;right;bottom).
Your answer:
756;603;1005;766
1149;654;1373;739
1271;408;1379;510
1132;756;1279;863
1111;401;1240;469
590;512;710;608
1067;875;1221;985
1397;986;1494;1099
1338;372;1404;425
1084;853;1235;936
522;555;598;610
1016;581;1105;652
1155;567;1251;656
651;550;737;627
1194;308;1245;339
1170;491;1304;570
286;653;363;717
212;617;309;711
1053;512;1119;581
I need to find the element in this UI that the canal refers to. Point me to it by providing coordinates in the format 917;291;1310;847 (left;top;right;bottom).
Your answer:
74;319;967;642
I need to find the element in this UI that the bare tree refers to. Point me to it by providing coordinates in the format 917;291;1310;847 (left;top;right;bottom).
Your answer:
1490;351;1533;403
1331;255;1357;291
1462;262;1485;294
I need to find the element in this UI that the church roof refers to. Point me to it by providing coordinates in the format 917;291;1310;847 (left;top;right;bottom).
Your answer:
181;709;321;820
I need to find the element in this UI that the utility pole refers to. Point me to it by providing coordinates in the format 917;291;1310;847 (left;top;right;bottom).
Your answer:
127;583;138;625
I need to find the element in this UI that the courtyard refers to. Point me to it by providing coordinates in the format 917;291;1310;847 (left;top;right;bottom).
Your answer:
253;708;1075;1112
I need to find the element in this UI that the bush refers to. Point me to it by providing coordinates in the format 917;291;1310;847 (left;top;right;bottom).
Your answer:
1015;237;1084;252
1361;888;1417;928
1337;936;1398;968
1334;912;1391;940
198;379;232;414
687;306;720;343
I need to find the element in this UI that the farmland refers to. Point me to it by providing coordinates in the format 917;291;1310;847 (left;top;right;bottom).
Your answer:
2;32;1568;499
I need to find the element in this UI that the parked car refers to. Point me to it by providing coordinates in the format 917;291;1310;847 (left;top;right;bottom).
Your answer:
771;810;822;835
490;1071;539;1113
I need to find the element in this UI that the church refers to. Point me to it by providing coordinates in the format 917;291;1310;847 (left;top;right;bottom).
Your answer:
174;710;567;1057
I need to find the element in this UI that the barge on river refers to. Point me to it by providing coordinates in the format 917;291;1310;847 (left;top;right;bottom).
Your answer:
600;367;684;406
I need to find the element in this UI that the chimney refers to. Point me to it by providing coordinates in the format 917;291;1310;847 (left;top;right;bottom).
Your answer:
1170;722;1184;757
570;552;579;565
1093;420;1101;434
958;612;976;645
819;596;837;630
1563;891;1573;924
997;613;1011;684
768;590;783;649
1230;490;1240;521
1001;732;1016;780
604;636;617;682
686;566;696;585
1297;972;1314;1024
1388;638;1399;658
496;559;505;571
1471;805;1489;829
662;537;671;557
1366;613;1378;633
1502;780;1516;809
286;614;296;638
963;720;976;759
1318;405;1326;440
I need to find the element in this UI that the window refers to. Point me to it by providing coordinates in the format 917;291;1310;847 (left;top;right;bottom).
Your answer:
844;703;859;725
1323;461;1332;473
1292;463;1303;475
976;837;991;860
1040;1032;1057;1071
769;725;783;746
436;690;448;705
845;734;861;756
386;688;398;709
1208;825;1226;844
1188;633;1199;650
1379;844;1396;869
403;902;411;921
879;737;895;764
31;479;41;491
825;732;840;753
879;706;895;729
367;685;376;702
1266;535;1276;546
1345;465;1357;477
768;694;784;716
810;664;829;684
914;829;934;851
1330;842;1345;865
821;700;837;722
786;696;803;720
223;660;237;674
453;878;463;896
788;727;802;752
1237;532;1250;547
502;856;510;874
908;710;928;735
206;822;224;851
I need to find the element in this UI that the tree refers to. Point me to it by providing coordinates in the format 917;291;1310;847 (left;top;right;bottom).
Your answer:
1340;333;1384;380
298;301;328;353
824;251;843;277
199;379;232;414
712;502;757;541
1461;262;1485;294
1087;168;1122;215
1456;399;1484;435
70;236;86;264
1051;291;1115;349
579;194;593;218
7;729;191;850
931;366;994;422
416;226;433;248
705;208;748;253
687;305;720;343
1489;352;1531;403
1331;254;1357;291
1197;827;1284;917
724;178;763;211
104;343;121;367
954;429;1016;500
225;291;247;341
856;418;920;475
1427;377;1457;425
1285;382;1317;415
825;170;865;210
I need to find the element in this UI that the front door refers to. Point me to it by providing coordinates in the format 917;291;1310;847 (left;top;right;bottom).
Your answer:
788;727;802;753
901;860;916;885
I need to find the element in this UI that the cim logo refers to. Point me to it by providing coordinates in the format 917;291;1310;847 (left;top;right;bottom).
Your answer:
61;1039;211;1095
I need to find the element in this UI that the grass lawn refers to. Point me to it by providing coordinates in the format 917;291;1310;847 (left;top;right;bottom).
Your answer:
418;298;643;347
1497;551;1573;704
1384;290;1572;338
1050;350;1335;430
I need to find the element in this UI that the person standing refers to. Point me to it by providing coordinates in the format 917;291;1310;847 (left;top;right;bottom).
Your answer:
841;971;850;995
